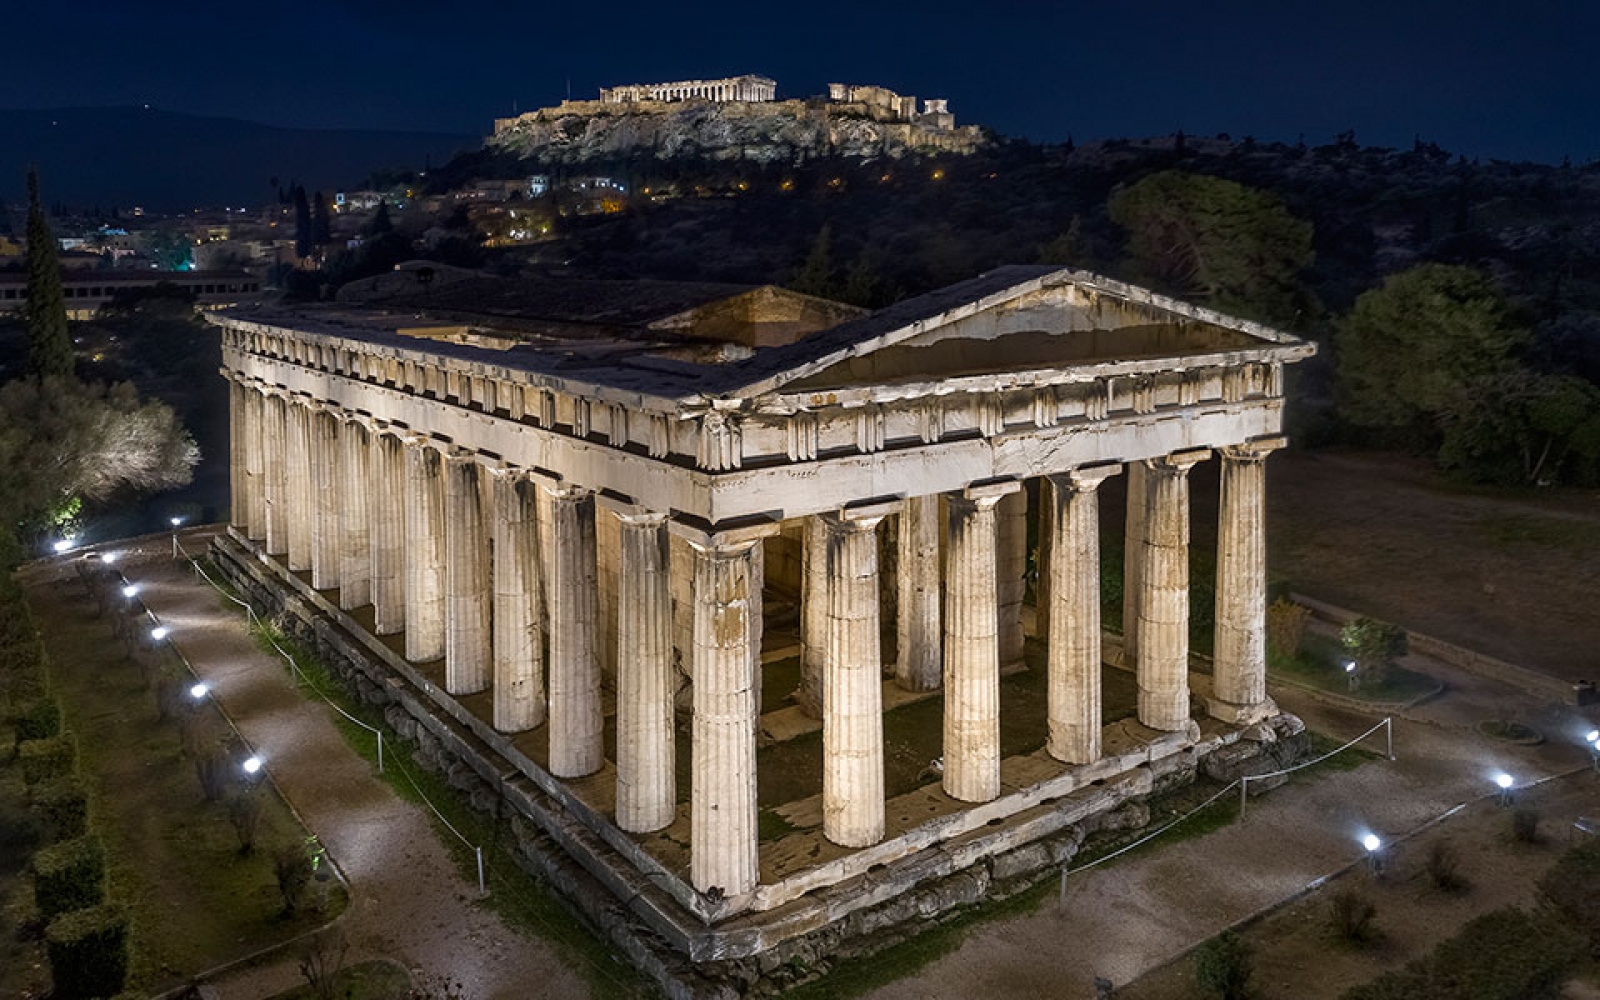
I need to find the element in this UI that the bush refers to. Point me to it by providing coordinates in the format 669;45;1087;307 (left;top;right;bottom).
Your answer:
33;834;106;919
195;745;232;802
1512;807;1541;844
1194;929;1253;999
1341;906;1581;1000
1425;839;1466;892
45;903;129;999
12;697;61;742
274;842;313;914
30;775;88;841
1329;888;1378;943
1340;617;1408;689
226;789;264;855
19;733;76;785
1539;837;1600;951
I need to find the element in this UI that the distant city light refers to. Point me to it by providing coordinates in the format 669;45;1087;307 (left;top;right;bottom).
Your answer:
189;682;208;699
150;626;169;641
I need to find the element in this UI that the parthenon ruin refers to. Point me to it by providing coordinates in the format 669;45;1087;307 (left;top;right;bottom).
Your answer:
209;266;1314;989
600;74;776;104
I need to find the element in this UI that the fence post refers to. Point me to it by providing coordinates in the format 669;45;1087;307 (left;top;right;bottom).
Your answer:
1385;717;1395;761
1238;777;1249;821
377;732;385;774
475;846;486;896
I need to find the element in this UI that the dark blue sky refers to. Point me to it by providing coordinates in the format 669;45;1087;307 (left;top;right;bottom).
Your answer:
8;0;1595;162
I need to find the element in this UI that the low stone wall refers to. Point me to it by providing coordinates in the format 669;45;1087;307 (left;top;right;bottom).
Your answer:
211;533;1303;997
1288;593;1593;706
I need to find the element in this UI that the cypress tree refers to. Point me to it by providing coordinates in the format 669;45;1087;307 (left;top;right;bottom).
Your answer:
312;192;332;246
24;168;73;381
293;186;312;259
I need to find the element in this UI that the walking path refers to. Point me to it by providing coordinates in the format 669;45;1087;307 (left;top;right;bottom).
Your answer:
59;531;593;1000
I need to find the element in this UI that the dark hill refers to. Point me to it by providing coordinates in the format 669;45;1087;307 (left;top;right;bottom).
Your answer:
0;106;477;212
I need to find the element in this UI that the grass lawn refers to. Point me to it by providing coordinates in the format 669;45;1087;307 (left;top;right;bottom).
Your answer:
20;573;344;994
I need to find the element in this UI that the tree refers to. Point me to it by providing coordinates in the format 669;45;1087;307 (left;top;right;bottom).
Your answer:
293;186;312;259
366;200;393;237
1036;214;1085;266
312;192;332;247
1107;170;1315;326
789;223;839;300
1340;617;1407;689
1194;930;1253;1000
24;168;73;381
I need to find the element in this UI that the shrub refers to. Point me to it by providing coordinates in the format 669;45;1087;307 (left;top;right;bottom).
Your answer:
1340;617;1408;689
1539;837;1600;951
195;745;232;802
1329;887;1378;943
1512;807;1541;844
154;673;186;723
274;842;313;914
12;697;61;742
30;775;88;841
19;733;76;785
298;928;350;1000
0;800;43;875
1265;598;1311;661
1425;839;1465;892
226;789;264;855
1194;929;1253;1000
1432;907;1582;1000
33;834;106;919
45;903;129;999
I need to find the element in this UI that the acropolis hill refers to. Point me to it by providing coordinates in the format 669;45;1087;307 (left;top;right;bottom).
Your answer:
490;75;987;164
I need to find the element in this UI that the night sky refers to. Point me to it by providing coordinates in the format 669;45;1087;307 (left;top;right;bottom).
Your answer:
7;0;1596;163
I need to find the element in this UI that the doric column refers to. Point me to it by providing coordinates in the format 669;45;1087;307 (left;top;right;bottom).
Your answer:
996;488;1028;667
403;438;447;662
688;534;764;897
1045;464;1120;764
337;418;371;610
547;486;602;779
1210;437;1285;723
243;387;266;541
368;428;407;635
309;406;342;590
795;516;826;717
285;400;313;572
444;450;491;696
228;379;246;529
1122;461;1147;668
943;483;1016;803
615;510;674;833
492;472;544;733
895;494;942;692
823;508;889;848
1136;450;1210;733
262;393;288;556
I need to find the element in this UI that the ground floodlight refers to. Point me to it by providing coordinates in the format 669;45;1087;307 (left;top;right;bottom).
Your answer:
242;756;262;774
122;584;139;598
102;551;118;564
52;539;73;553
1586;730;1599;744
150;626;169;641
169;516;183;527
1362;833;1381;852
1344;661;1357;673
189;682;208;699
1494;772;1514;790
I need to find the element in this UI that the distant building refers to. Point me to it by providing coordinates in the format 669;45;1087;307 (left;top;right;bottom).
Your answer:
527;175;549;197
0;269;263;320
600;74;776;104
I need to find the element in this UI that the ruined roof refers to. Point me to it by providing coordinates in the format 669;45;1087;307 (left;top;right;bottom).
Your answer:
369;275;763;333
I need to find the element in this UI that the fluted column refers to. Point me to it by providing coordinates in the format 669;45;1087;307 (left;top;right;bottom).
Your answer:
243;387;266;541
445;450;491;695
403;438;446;662
1122;461;1147;668
285;400;314;572
228;380;246;529
262;394;288;556
943;485;1014;803
1136;450;1210;733
492;472;544;733
689;535;763;897
337;419;371;610
368;428;407;635
823;510;887;848
547;486;602;779
997;488;1028;667
1211;438;1284;723
615;511;674;833
795;516;826;717
308;407;342;590
895;494;941;692
1045;465;1120;764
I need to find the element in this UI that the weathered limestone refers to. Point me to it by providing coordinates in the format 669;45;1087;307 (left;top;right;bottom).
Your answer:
689;537;763;896
1045;465;1119;764
368;429;407;635
444;451;491;695
615;511;675;833
942;485;1014;803
895;494;942;692
795;516;827;717
402;439;447;662
243;387;266;542
547;486;603;779
336;419;372;610
228;381;246;530
262;394;287;556
309;407;342;590
285;400;314;572
1136;451;1210;733
1211;438;1285;723
1122;460;1146;668
996;489;1028;667
492;473;544;733
822;511;887;848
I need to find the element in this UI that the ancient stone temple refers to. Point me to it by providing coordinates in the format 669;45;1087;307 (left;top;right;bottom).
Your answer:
209;266;1313;994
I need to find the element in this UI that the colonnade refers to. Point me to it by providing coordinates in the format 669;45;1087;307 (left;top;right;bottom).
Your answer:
227;379;1282;898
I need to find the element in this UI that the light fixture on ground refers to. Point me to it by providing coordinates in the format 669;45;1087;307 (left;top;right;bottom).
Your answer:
1494;772;1515;806
122;584;138;598
189;682;208;700
1586;730;1599;745
150;626;169;641
52;539;73;553
102;551;118;564
242;755;262;775
169;516;184;527
1344;660;1358;691
1361;832;1384;874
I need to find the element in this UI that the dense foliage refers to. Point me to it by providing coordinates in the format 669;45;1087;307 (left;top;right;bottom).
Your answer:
1340;906;1583;1000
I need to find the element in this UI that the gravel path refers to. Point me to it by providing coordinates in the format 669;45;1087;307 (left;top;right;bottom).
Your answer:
91;532;592;1000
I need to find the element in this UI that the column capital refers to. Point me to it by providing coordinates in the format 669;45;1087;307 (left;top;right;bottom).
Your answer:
825;496;902;529
614;507;670;529
959;478;1023;503
668;515;782;550
1046;461;1123;492
1221;435;1288;463
1146;448;1212;474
